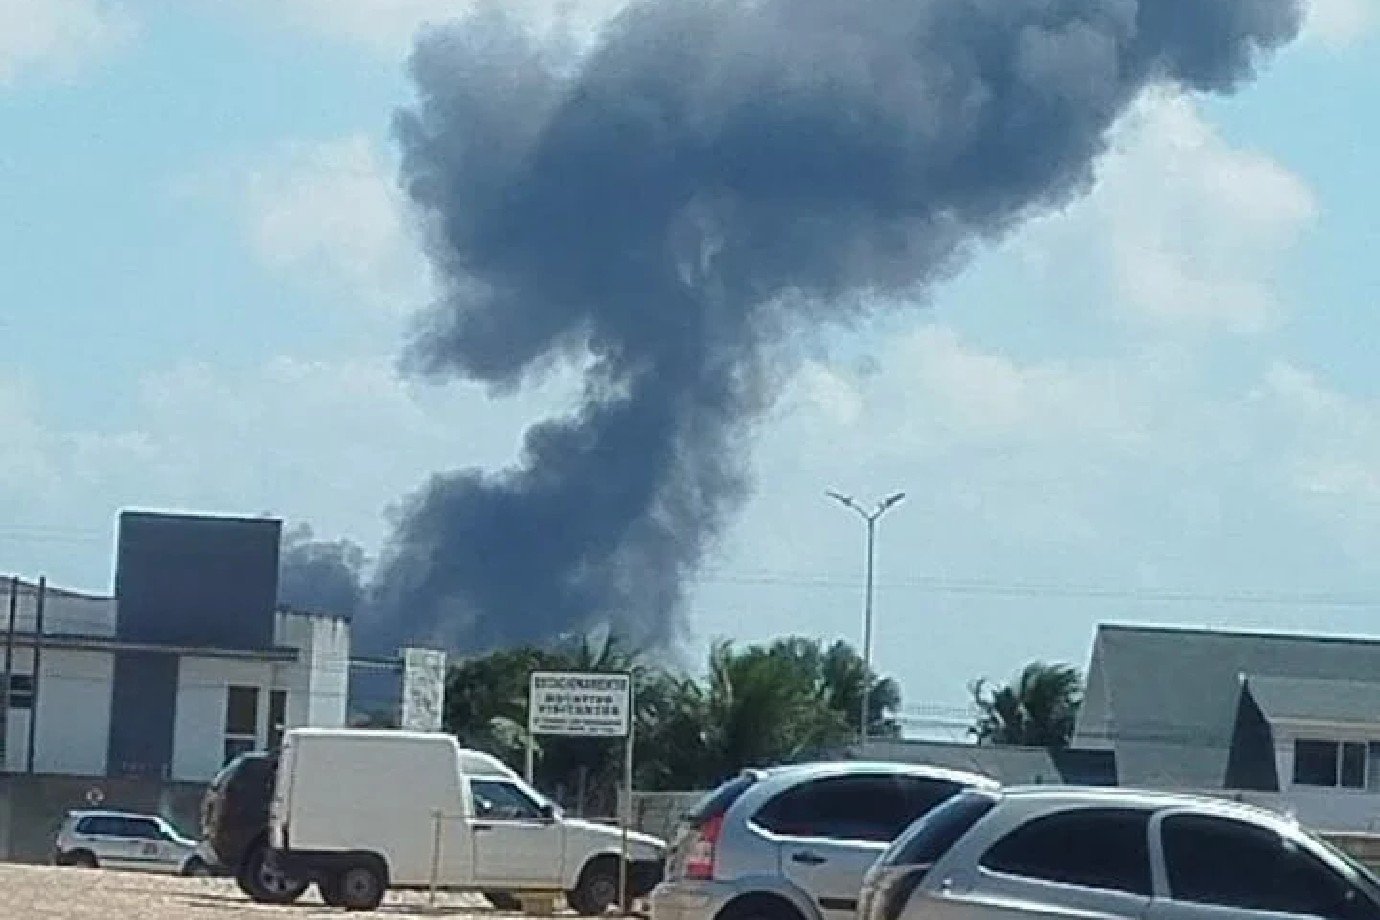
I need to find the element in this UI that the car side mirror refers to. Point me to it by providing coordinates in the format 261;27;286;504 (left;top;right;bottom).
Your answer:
539;802;557;821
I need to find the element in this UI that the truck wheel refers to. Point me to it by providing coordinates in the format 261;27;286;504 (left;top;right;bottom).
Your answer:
337;861;387;911
236;843;309;905
319;876;346;907
182;857;212;877
485;891;523;911
568;859;622;916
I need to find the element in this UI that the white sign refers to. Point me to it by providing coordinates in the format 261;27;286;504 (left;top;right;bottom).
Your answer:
529;671;631;737
401;647;447;732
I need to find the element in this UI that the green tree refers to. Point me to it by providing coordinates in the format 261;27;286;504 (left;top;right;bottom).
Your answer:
970;662;1083;748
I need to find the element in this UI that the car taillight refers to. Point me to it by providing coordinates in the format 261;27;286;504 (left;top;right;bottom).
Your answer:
684;813;724;880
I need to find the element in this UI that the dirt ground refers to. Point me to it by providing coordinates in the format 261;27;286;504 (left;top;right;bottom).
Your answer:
0;863;538;919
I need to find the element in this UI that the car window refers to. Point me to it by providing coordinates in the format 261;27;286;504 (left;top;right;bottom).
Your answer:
471;779;544;821
980;807;1152;896
754;774;931;843
688;773;758;823
882;788;1000;867
1163;815;1380;920
122;818;163;840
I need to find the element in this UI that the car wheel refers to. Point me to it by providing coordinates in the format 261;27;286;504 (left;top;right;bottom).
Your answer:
568;859;621;916
69;851;99;869
337;861;387;911
235;843;309;905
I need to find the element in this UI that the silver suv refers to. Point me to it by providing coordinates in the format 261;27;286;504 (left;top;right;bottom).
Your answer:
651;762;996;920
55;809;212;876
861;787;1380;920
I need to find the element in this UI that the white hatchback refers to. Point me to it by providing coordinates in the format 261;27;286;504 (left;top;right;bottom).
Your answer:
55;809;213;876
861;787;1380;920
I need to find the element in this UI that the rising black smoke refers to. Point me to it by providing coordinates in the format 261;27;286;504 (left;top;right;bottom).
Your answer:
278;525;368;620
352;0;1302;654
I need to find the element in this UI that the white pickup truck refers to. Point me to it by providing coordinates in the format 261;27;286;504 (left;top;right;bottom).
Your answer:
266;728;666;911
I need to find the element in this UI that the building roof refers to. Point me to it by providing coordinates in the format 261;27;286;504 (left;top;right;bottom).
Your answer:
1073;623;1380;788
851;739;1116;786
1244;675;1380;726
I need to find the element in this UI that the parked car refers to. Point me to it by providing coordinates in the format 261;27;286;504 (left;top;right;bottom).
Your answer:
651;762;997;920
54;809;214;876
267;728;666;912
200;749;311;904
859;786;1380;920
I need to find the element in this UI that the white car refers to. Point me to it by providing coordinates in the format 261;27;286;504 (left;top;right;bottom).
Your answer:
55;809;213;876
860;786;1380;920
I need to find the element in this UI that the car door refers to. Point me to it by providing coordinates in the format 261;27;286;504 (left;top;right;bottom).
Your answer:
123;817;174;872
939;807;1154;920
754;774;918;920
1146;813;1380;920
468;777;564;886
77;816;135;869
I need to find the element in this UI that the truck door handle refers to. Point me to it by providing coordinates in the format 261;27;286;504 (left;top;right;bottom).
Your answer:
791;851;827;865
473;823;494;832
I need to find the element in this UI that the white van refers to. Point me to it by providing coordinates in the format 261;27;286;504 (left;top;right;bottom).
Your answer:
268;728;666;911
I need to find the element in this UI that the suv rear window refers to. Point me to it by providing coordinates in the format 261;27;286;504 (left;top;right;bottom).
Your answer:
882;788;1000;867
688;773;758;824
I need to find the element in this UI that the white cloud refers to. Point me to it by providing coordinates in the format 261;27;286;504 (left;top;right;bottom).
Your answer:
1303;0;1374;48
1010;93;1317;334
0;0;134;85
241;136;428;314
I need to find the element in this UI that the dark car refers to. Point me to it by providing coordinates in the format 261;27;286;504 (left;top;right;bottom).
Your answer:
200;751;309;904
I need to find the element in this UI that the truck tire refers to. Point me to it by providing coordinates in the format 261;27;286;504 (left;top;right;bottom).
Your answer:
318;876;346;907
337;861;387;911
236;842;309;905
485;891;523;911
568;858;622;916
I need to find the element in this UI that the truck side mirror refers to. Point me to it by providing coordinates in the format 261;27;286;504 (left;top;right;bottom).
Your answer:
539;802;557;821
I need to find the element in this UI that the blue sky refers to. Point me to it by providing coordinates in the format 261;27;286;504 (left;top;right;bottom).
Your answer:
2;0;1377;732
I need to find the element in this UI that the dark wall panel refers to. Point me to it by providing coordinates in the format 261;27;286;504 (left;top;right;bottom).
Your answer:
106;652;179;780
116;511;281;650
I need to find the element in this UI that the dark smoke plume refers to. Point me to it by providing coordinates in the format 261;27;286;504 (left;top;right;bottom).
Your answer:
278;525;368;620
372;0;1301;653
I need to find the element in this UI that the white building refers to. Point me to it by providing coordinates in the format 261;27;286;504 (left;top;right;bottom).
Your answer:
1;577;349;782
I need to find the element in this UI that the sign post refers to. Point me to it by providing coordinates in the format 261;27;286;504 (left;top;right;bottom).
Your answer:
528;671;634;914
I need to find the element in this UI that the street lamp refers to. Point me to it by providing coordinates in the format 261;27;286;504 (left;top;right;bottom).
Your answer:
827;489;905;749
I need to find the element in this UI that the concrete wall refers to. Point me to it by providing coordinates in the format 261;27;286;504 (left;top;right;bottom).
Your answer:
274;612;349;730
0;773;205;864
3;647;112;776
172;657;274;783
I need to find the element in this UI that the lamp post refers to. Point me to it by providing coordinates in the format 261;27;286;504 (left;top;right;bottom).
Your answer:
827;490;905;749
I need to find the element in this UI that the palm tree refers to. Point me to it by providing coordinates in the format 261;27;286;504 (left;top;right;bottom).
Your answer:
971;662;1083;749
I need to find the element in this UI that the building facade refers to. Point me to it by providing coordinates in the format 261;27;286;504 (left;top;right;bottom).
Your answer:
1074;623;1380;832
2;576;349;782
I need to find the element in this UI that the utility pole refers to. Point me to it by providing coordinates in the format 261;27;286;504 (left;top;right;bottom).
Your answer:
827;490;905;750
2;576;17;771
26;576;45;774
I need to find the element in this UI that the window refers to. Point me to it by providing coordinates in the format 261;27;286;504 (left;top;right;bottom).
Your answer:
1344;743;1368;789
1163;814;1380;920
470;779;544;821
268;689;287;751
121;818;164;840
882;788;999;868
6;674;33;709
76;816;119;837
225;686;259;736
755;774;927;843
1296;740;1372;789
223;685;259;764
980;808;1152;896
